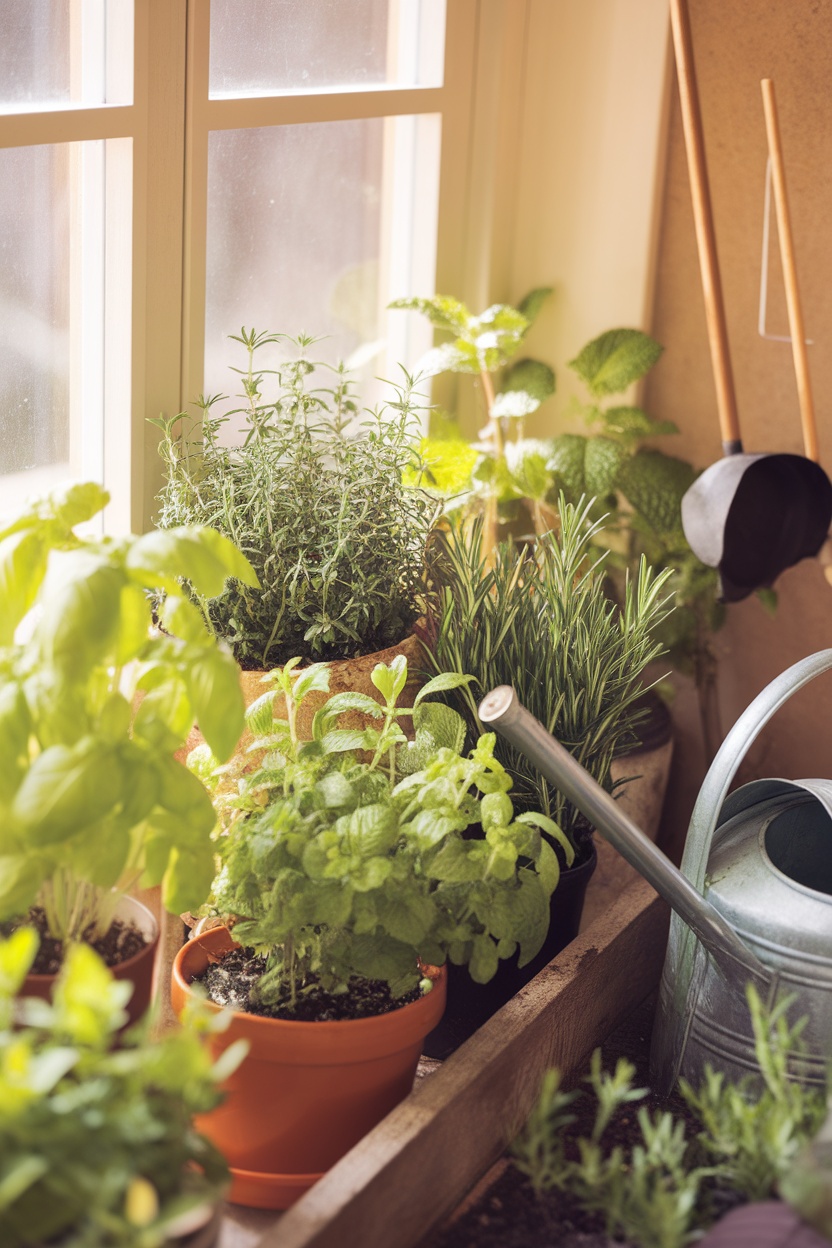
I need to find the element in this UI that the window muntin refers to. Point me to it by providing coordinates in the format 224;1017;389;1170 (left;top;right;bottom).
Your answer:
0;0;133;113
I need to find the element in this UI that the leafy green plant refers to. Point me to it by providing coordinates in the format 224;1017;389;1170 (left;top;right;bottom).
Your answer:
195;654;569;1008
549;327;725;762
423;497;673;853
397;302;728;761
0;481;256;948
511;985;827;1248
680;987;826;1202
0;926;244;1248
154;329;437;670
391;291;555;551
513;1049;708;1248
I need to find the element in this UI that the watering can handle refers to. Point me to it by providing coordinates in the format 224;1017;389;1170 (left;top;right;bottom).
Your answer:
682;649;832;893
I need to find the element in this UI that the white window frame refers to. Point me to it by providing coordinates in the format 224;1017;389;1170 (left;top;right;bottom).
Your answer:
0;1;671;532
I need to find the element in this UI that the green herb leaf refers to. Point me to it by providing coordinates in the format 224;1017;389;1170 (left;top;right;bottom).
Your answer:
568;329;663;397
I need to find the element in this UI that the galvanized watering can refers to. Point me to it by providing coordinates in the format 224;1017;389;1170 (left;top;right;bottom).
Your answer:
478;651;832;1094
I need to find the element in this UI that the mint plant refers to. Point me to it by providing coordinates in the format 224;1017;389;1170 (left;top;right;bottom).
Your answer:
0;926;243;1247
154;330;437;670
195;655;569;1007
395;307;729;762
391;291;555;553
0;481;256;949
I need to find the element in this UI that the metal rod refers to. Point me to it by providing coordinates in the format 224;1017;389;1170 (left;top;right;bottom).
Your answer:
478;686;769;980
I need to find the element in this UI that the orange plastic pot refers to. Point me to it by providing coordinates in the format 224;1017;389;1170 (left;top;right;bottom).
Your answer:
171;926;447;1210
23;894;159;1029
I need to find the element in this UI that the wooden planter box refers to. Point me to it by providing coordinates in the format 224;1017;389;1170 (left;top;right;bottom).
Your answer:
218;859;669;1248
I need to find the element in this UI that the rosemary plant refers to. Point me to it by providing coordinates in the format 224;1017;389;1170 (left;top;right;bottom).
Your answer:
512;986;827;1248
424;497;673;854
154;330;436;670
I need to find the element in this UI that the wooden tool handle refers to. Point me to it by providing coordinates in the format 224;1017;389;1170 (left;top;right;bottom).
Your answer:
670;0;742;454
761;78;820;463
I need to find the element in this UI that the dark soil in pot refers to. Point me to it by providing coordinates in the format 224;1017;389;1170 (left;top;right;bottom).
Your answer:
194;946;425;1022
1;906;148;974
421;994;747;1248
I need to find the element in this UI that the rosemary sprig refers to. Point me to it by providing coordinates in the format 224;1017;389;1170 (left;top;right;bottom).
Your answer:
424;497;674;848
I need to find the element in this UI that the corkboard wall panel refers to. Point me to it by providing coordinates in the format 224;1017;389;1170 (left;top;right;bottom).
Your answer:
646;0;832;813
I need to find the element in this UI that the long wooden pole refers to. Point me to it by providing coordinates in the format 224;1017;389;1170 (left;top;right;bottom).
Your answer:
669;0;742;455
761;77;820;463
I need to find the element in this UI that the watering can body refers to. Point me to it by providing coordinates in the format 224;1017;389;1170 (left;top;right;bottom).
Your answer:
653;777;832;1091
479;650;832;1095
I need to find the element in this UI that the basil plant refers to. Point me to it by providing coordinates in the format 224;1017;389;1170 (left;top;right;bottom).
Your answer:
0;482;258;944
196;654;573;1005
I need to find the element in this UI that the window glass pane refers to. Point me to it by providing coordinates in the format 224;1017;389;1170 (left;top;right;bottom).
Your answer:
209;0;445;96
205;115;440;411
0;141;109;511
0;0;133;113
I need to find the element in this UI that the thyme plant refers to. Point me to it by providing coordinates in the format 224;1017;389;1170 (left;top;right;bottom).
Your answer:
424;497;674;854
154;330;437;670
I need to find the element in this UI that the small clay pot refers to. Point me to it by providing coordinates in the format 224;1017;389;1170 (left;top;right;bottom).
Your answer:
177;633;425;764
610;690;674;842
22;894;160;1028
171;926;447;1211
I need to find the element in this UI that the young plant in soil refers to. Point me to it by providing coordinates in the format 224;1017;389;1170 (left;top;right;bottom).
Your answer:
510;986;827;1248
191;655;571;1017
0;926;245;1248
423;497;673;861
0;482;256;970
153;329;437;671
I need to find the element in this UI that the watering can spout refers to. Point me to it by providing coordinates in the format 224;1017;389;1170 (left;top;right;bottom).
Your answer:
478;686;768;983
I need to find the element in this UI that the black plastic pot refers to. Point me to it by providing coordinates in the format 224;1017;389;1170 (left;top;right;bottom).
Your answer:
423;842;598;1059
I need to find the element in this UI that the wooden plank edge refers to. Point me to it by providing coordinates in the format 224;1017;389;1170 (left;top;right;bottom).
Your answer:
261;877;670;1248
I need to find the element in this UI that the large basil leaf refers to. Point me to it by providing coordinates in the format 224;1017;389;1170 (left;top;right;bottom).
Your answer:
12;740;123;847
184;648;244;762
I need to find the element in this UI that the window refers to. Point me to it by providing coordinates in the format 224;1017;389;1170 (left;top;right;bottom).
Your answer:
0;0;133;527
0;0;479;529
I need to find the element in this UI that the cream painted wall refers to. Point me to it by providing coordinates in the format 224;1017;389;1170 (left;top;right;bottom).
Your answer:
513;0;671;416
444;0;671;434
468;0;832;834
646;0;832;828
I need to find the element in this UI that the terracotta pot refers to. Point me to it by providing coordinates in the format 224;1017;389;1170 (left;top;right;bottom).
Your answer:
177;632;425;764
23;894;160;1028
422;842;598;1059
171;926;447;1210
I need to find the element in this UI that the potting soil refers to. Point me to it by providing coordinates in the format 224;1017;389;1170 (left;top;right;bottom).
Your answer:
420;995;745;1248
195;946;424;1021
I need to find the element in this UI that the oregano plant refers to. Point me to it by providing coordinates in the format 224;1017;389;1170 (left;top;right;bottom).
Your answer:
194;655;571;1008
